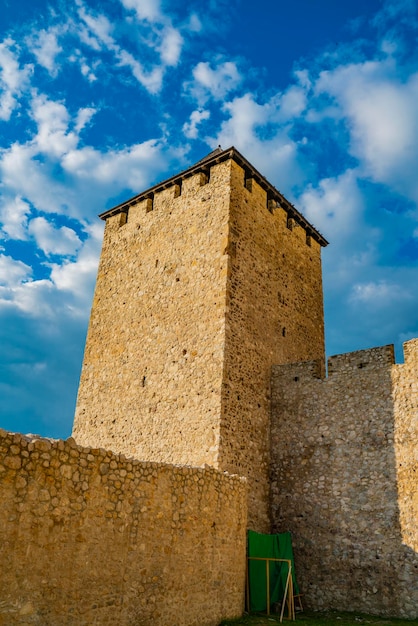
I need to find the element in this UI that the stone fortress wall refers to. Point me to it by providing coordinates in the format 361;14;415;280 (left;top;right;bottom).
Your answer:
1;147;417;623
73;162;233;473
218;159;325;531
270;339;418;618
0;430;247;626
73;148;326;531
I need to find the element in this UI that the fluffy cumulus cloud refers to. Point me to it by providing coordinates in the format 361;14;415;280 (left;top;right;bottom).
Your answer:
188;60;242;103
28;217;82;256
313;59;418;203
212;92;304;188
0;39;33;120
0;196;31;240
0;254;32;287
299;169;365;244
27;27;63;76
182;109;210;139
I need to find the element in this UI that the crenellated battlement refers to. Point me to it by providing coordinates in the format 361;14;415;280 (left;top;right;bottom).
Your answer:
327;343;395;375
271;358;325;384
101;146;328;248
272;342;402;384
402;337;418;366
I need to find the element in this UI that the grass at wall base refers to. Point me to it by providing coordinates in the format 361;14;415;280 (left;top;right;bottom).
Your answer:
219;611;418;626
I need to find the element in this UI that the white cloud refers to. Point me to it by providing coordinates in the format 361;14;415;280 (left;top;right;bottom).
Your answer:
187;13;202;33
77;7;115;49
298;169;364;241
0;254;32;287
28;28;63;76
189;60;242;102
77;25;103;52
0;39;33;120
212;92;304;186
313;60;418;203
217;93;267;145
28;217;82;257
120;0;162;22
0;108;168;224
49;241;100;298
74;106;96;133
0;142;75;217
0;277;56;317
31;94;78;158
79;59;98;82
349;280;409;305
0;228;101;319
0;196;31;240
116;49;164;93
62;139;166;189
67;49;99;82
275;84;307;121
75;1;185;92
182;109;210;139
159;26;183;66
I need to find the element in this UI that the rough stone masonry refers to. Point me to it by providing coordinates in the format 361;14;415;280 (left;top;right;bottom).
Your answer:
1;146;417;624
73;147;327;533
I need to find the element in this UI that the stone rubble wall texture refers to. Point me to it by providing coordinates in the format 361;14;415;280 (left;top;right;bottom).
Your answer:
219;160;325;531
0;430;247;626
6;148;416;621
73;157;325;532
73;163;232;471
270;339;418;619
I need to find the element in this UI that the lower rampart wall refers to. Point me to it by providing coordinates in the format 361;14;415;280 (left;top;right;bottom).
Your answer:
0;430;247;626
270;339;418;619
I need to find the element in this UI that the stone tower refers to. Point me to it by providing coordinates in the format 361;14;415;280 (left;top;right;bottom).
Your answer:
73;147;328;530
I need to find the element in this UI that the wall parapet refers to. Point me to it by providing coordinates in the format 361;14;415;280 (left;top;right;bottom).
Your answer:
99;146;328;247
402;337;418;365
272;343;399;384
270;339;418;619
0;429;247;626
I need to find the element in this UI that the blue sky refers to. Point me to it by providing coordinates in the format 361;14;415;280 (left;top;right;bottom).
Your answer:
0;0;417;438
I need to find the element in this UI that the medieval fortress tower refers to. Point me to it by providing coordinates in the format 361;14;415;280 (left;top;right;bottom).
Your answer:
72;146;327;532
1;147;417;625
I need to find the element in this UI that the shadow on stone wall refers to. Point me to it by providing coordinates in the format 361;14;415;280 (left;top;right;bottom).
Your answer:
270;341;418;618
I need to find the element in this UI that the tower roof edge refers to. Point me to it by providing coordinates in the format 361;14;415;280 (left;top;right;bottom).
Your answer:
99;146;329;247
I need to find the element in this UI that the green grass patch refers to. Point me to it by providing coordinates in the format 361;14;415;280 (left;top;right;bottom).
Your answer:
219;611;418;626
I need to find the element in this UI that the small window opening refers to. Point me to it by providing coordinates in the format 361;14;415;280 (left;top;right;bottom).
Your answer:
267;193;276;213
199;168;210;186
119;211;128;227
145;195;154;212
174;180;182;197
142;376;146;387
282;327;286;337
244;172;253;191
